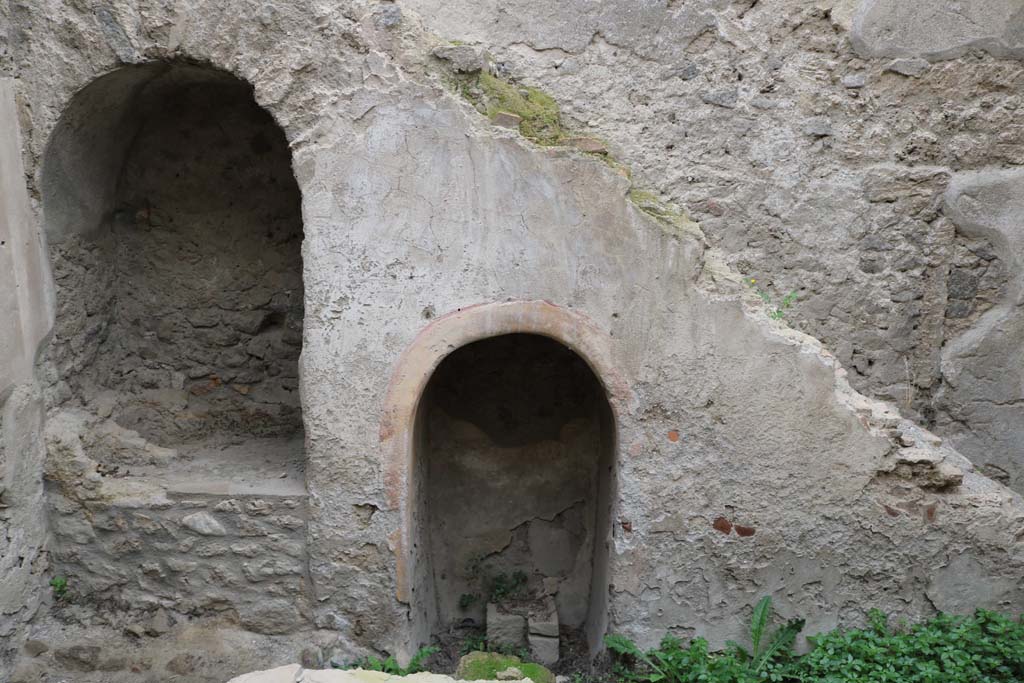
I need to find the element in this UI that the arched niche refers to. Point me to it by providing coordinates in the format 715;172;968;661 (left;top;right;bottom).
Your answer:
40;62;305;490
380;301;629;663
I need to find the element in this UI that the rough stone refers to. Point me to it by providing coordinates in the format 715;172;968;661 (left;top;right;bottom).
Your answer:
885;58;930;78
54;645;101;672
146;608;172;636
841;73;866;89
433;45;487;73
239;599;304;635
496;667;523;680
182;512;227;536
374;4;403;30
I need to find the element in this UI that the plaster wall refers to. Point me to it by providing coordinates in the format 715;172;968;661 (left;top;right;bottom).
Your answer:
400;0;1024;493
0;76;53;678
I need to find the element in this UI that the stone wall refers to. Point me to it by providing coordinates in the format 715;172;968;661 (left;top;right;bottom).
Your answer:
1;1;1023;681
46;482;312;634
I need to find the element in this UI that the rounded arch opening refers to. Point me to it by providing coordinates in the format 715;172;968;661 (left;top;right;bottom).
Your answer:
40;61;306;492
412;332;617;665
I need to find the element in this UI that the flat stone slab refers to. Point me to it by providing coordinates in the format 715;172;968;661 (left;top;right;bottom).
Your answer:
228;668;530;683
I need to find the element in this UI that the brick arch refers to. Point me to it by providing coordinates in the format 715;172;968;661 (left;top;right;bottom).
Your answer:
379;299;632;658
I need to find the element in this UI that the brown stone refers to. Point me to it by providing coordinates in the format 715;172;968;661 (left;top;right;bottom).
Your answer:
566;136;608;155
492;111;523;129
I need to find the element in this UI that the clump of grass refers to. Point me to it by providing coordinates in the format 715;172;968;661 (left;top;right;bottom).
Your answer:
747;278;798;320
335;645;439;676
50;576;68;599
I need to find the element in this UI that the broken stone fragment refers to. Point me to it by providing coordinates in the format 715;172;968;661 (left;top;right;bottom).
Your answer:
486;602;527;648
23;639;49;657
432;44;486;73
528;596;558;637
497;667;524;680
492;111;522;129
700;88;738;109
885;57;930;77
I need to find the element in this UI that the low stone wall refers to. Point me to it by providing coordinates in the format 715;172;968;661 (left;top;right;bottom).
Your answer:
47;482;311;632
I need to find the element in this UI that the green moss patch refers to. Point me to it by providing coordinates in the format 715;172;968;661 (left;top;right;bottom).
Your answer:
454;652;554;683
474;72;565;145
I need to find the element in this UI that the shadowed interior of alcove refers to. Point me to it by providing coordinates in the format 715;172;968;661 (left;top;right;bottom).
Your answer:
412;333;616;660
41;62;305;494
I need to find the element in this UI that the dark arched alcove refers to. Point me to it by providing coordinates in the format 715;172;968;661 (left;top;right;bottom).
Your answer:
41;62;305;489
414;333;616;662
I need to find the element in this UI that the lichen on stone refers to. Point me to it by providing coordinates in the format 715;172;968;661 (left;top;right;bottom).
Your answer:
628;188;702;239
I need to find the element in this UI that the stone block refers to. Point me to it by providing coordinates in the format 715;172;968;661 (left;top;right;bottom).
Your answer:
486;603;527;648
529;633;559;666
528;596;558;637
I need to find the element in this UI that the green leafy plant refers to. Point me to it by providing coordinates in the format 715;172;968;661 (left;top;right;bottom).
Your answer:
489;571;528;603
605;596;800;682
49;576;68;599
795;608;1024;683
335;646;439;676
460;634;487;656
748;279;797;320
725;596;804;676
459;592;480;610
607;603;1024;683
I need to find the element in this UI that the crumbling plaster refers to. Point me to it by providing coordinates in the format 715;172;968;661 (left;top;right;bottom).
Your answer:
0;1;1022;681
